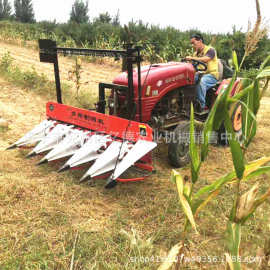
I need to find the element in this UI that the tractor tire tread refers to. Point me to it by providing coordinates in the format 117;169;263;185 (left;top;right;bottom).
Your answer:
168;121;191;168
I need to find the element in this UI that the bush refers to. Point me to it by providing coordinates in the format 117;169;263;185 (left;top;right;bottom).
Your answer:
0;51;13;71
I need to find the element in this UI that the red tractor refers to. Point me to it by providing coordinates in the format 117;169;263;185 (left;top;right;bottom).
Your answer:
103;49;242;167
8;40;242;187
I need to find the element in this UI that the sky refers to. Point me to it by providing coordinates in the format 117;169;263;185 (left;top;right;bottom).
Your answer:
30;0;270;34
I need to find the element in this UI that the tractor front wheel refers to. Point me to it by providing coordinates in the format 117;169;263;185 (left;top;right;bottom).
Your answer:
168;121;194;168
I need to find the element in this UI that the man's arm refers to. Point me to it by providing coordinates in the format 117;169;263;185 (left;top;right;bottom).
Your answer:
185;55;211;63
186;48;216;63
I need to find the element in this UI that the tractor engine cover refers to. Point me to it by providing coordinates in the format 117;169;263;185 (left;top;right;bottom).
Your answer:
112;62;196;123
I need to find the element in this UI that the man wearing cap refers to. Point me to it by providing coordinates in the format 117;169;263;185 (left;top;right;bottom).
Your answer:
186;33;219;112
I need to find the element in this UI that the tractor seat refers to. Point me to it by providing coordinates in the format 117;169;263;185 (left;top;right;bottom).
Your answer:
217;59;224;82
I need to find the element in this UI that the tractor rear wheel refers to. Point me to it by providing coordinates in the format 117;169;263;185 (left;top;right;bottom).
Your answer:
168;121;198;168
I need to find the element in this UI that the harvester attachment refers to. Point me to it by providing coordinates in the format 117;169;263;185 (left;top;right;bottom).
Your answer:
6;119;56;149
8;102;157;188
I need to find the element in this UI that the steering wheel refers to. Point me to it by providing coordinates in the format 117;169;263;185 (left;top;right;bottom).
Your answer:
190;59;207;72
182;58;207;72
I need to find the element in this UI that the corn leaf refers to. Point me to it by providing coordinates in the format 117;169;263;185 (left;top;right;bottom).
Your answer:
245;126;258;151
194;157;270;200
253;188;270;210
174;172;197;233
256;66;270;80
194;189;220;217
201;74;237;161
194;171;236;199
239;78;253;89
170;169;179;184
200;96;218;161
240;187;270;224
183;182;192;198
227;82;254;103
239;96;257;148
235;182;259;222
243;80;260;144
232;51;239;72
245;166;270;181
243;157;269;178
175;172;184;196
192;158;270;221
157;242;183;270
225;253;234;270
224;111;245;179
226;222;241;270
172;170;196;231
260;78;270;99
189;103;200;183
242;91;254;147
229;157;270;183
238;100;257;123
253;79;261;115
178;192;198;233
212;74;237;129
259;55;270;71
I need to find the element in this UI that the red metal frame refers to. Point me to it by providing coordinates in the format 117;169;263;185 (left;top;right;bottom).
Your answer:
46;102;154;142
46;102;155;183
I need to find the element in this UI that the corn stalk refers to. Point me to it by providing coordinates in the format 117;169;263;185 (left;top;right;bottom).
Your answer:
160;1;270;269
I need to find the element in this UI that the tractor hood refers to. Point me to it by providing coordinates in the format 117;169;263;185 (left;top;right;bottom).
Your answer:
113;62;195;91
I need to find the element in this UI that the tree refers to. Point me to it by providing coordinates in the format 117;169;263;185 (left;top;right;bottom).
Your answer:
14;0;35;23
94;12;112;24
0;0;12;20
112;9;120;26
69;0;89;24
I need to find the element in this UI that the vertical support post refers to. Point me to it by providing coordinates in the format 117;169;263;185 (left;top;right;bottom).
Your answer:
136;47;142;122
39;39;62;104
126;45;135;120
98;83;106;113
53;57;62;104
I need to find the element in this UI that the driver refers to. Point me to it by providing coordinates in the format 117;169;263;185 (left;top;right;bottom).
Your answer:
185;33;219;112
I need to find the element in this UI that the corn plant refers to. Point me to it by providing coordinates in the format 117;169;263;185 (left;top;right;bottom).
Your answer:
161;54;270;270
68;57;83;99
67;56;93;108
159;1;270;269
